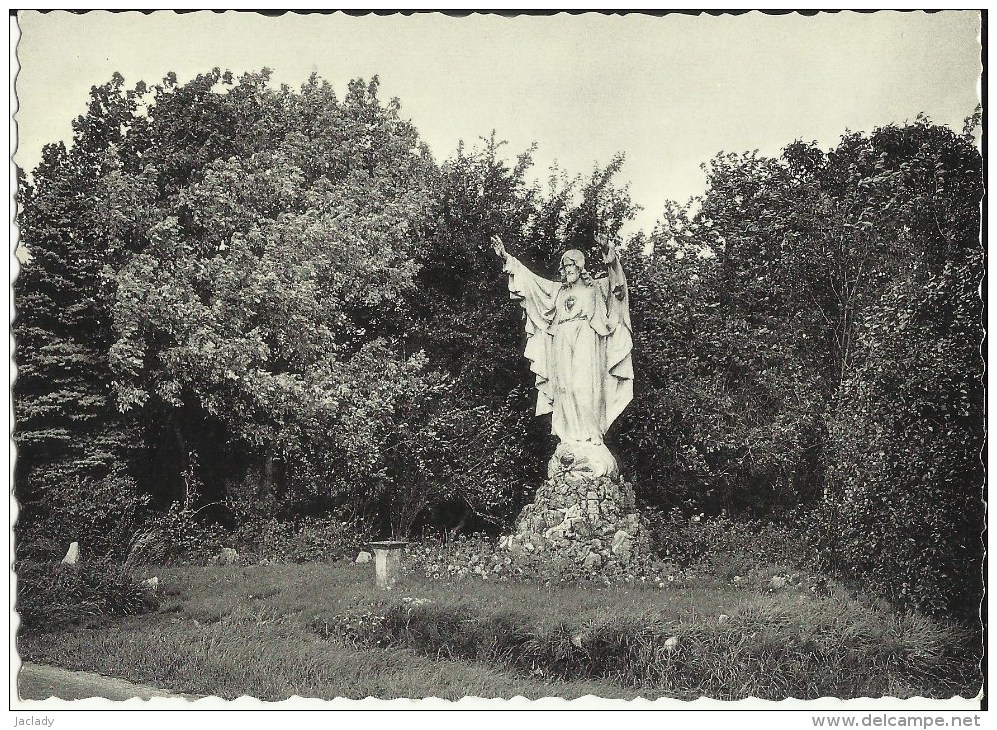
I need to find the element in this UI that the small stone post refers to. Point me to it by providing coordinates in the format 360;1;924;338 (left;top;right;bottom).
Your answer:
369;541;407;590
61;542;80;565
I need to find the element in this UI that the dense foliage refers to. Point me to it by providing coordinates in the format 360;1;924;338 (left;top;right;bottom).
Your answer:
818;122;984;617
15;559;158;632
318;582;978;699
14;74;150;558
14;70;982;617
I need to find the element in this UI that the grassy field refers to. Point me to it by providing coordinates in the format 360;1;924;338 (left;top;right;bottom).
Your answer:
17;561;982;701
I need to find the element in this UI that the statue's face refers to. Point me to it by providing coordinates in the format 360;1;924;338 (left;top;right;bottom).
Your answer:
560;261;581;284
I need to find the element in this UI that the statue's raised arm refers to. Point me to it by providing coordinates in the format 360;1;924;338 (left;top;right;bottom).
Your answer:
492;234;560;311
594;232;634;430
493;235;560;421
496;232;634;479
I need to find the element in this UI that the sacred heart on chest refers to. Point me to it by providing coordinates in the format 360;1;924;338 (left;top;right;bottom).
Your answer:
564;296;576;312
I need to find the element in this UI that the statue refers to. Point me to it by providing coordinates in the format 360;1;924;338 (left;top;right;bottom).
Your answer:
491;233;633;479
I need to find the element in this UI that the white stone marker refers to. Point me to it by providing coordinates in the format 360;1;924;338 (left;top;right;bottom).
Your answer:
62;542;80;565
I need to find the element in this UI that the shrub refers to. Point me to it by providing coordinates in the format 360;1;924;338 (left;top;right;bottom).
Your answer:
824;256;984;618
644;508;811;578
15;465;149;562
230;516;368;564
125;504;369;568
15;559;158;632
122;500;227;567
315;595;979;698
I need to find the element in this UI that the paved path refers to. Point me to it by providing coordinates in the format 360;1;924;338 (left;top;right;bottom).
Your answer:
17;662;198;701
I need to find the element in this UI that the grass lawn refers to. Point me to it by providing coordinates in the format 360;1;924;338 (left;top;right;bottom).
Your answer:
17;561;982;701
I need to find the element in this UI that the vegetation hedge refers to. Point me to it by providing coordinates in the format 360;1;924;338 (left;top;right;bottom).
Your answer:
317;596;979;699
15;559;158;632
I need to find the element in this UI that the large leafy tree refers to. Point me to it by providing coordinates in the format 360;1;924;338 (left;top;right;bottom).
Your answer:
102;73;437;520
818;119;984;616
629;117;982;613
623;115;981;532
620;156;830;515
16;68;643;542
379;135;547;533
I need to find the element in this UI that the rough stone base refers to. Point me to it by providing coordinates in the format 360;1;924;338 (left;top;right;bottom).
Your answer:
499;473;649;573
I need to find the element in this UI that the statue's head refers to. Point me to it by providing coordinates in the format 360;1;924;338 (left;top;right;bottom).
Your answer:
558;249;587;285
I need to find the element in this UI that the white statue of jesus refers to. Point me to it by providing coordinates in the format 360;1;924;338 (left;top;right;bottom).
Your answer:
492;233;634;478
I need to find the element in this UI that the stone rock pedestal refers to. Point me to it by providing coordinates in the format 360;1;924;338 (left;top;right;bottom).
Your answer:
499;473;648;573
370;540;408;590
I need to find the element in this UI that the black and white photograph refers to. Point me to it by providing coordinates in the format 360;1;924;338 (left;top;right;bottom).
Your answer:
9;8;985;718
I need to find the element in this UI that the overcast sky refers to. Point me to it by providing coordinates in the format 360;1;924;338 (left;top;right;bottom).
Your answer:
13;10;982;236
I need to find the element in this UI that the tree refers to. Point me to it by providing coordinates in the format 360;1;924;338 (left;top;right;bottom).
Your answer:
618;154;829;515
648;117;983;613
104;73;438;521
17;69;642;542
820;119;984;616
14;74;150;558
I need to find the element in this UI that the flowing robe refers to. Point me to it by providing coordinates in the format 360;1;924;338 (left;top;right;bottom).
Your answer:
503;249;633;444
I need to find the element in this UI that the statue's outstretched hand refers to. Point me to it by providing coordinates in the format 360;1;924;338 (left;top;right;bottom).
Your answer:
491;235;507;260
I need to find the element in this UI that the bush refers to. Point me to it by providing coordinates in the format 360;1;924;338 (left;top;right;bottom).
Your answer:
125;504;369;567
824;257;984;618
15;559;158;632
231;516;368;564
122;501;227;567
644;508;811;578
15;464;149;562
316;595;978;698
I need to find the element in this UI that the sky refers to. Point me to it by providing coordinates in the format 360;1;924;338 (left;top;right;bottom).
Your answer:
12;10;982;237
